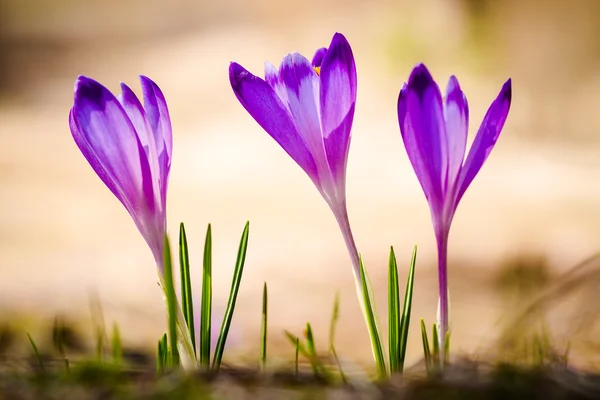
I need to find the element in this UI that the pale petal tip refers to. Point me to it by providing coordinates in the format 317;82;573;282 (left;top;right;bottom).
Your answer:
447;75;461;92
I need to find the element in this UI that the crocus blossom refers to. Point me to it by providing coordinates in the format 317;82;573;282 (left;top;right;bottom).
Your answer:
229;32;361;278
397;63;512;352
69;75;173;271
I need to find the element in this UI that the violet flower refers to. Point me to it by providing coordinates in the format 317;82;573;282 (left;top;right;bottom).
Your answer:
69;75;173;271
397;63;511;352
229;33;361;278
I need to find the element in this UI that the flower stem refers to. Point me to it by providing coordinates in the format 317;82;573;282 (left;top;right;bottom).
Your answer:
332;204;361;281
436;230;449;364
333;204;386;377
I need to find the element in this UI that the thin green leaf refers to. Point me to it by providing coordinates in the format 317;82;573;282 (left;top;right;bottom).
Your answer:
295;337;300;376
200;224;212;368
163;235;179;367
329;293;345;382
398;245;417;372
27;333;45;373
285;331;310;359
285;330;318;376
388;246;400;374
111;324;122;365
305;323;319;376
157;334;167;374
432;323;440;366
179;223;196;358
212;221;250;370
444;331;450;365
329;293;341;352
260;282;268;372
420;319;431;373
305;323;317;360
89;292;106;362
359;255;387;379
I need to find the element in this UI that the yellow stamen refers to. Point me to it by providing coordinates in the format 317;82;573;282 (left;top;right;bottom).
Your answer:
314;66;321;76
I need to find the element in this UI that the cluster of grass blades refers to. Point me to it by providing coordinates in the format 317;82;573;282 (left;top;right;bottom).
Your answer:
157;221;250;373
356;245;418;379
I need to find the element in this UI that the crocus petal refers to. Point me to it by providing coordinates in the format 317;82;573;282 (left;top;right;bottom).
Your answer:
69;108;127;209
71;76;154;216
118;83;162;210
140;76;172;203
312;47;327;68
319;32;357;188
398;64;447;216
278;53;328;172
444;76;468;193
456;78;512;205
229;62;319;182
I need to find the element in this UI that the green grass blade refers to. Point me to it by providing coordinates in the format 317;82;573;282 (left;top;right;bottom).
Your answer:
27;333;45;372
398;245;417;371
179;223;196;358
329;293;341;352
305;323;319;376
305;323;317;359
295;337;300;376
212;221;250;370
388;246;400;374
200;224;212;368
329;293;346;381
420;319;431;372
432;323;439;365
89;293;106;362
444;331;450;365
163;235;179;367
111;324;122;365
285;330;318;376
157;334;167;374
285;331;310;359
260;282;268;372
359;255;387;379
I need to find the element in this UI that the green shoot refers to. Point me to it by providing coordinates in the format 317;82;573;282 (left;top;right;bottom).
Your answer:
432;323;440;368
179;223;196;358
305;323;317;366
27;333;45;373
212;221;250;370
111;324;122;366
200;224;212;368
285;331;317;376
329;293;346;382
157;333;168;374
260;282;268;371
89;293;106;362
295;337;300;376
398;246;417;371
420;319;431;373
163;236;179;367
444;331;450;365
388;247;400;374
359;255;387;379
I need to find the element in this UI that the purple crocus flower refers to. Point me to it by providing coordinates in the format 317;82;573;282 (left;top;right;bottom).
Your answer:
69;75;173;271
397;63;512;352
229;33;361;278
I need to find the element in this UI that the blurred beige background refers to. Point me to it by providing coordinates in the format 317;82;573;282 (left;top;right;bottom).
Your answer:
2;0;600;368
